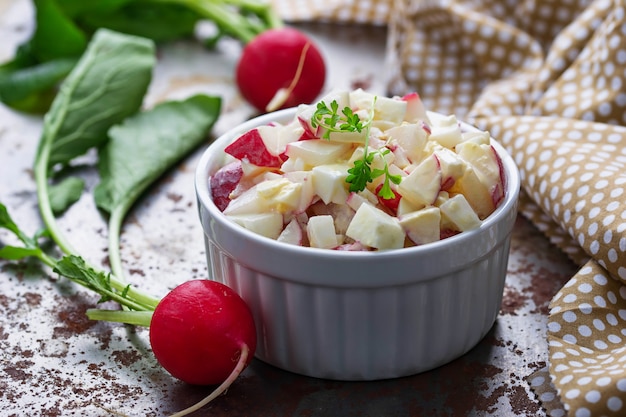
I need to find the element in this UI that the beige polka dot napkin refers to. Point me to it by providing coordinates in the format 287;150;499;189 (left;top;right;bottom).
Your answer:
274;0;626;415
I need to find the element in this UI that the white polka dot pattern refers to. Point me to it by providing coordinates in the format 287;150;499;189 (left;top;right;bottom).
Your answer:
549;262;626;416
518;191;591;266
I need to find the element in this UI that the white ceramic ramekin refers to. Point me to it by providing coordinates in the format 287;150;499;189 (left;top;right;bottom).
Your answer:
195;108;520;381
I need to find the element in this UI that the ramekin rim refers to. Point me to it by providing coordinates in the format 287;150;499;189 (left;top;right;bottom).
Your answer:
194;107;521;262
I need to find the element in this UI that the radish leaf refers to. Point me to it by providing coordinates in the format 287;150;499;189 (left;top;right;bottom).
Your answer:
0;0;283;113
94;94;221;213
34;28;155;259
0;202;49;262
0;245;45;261
54;254;151;310
44;28;155;168
1;200;160;311
0;0;87;112
49;176;85;215
0;203;36;246
93;94;220;282
78;2;200;43
0;58;77;112
31;0;88;62
54;255;115;303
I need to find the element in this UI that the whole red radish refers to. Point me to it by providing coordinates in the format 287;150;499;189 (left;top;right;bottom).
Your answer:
236;27;326;113
149;280;256;386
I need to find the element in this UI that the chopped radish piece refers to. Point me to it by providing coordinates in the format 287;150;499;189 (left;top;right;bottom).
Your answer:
277;218;304;245
307;215;338;249
210;161;243;211
345;203;405;250
224;128;285;168
226;212;284;239
402;92;430;124
397;154;442;207
439;194;482;231
399;206;442;245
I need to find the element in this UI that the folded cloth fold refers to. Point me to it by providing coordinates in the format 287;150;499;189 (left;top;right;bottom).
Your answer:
273;0;626;415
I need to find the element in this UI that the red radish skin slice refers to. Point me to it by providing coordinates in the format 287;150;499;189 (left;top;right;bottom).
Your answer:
297;116;319;140
224;128;285;167
210;160;244;211
375;184;401;213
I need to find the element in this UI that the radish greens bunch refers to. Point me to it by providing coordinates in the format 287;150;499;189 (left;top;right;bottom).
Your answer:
0;0;281;113
1;28;220;324
0;14;265;417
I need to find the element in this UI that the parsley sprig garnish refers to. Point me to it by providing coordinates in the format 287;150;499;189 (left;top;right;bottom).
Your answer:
311;97;402;200
311;100;364;140
367;149;403;199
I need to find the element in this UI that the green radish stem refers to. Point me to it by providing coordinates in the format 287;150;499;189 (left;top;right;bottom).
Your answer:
33;129;159;311
86;309;154;327
153;0;283;44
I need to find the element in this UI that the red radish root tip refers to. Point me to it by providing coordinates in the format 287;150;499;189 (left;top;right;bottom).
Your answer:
265;42;311;112
169;345;250;417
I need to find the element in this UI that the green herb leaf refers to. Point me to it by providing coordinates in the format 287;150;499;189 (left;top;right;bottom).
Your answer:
346;159;372;192
377;183;395;200
0;202;48;263
93;94;220;213
31;0;88;62
49;176;85;215
44;28;155;168
371;168;385;179
389;173;402;185
53;255;151;310
339;107;363;132
0;245;45;261
0;58;77;112
340;96;403;199
311;100;364;140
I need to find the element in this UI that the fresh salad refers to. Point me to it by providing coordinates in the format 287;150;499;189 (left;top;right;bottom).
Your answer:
210;89;506;250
